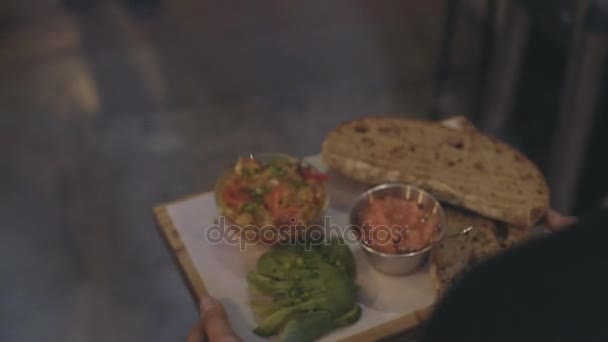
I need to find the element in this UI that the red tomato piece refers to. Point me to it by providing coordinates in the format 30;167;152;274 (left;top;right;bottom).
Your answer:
223;181;250;208
263;185;286;215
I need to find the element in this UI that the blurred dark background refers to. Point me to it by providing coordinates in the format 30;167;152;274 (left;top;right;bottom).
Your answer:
1;0;606;341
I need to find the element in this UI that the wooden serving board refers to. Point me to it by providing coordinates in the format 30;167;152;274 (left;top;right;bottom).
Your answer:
153;155;435;341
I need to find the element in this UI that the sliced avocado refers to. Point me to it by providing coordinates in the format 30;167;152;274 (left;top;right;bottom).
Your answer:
333;305;362;327
247;272;295;296
319;238;356;278
253;306;301;337
281;310;335;342
249;238;361;339
316;263;358;316
252;297;299;319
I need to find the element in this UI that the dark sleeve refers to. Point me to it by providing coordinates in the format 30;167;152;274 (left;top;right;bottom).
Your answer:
421;209;608;342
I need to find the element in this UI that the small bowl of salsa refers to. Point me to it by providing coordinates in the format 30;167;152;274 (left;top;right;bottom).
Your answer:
349;183;445;276
215;153;329;244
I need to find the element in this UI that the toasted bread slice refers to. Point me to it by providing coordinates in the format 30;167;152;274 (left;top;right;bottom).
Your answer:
322;117;549;227
430;205;529;296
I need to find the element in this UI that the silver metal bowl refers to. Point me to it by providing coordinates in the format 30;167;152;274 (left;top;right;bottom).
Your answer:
349;183;445;276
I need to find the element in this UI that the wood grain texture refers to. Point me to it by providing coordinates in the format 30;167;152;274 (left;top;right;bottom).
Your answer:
153;195;434;341
153;205;208;303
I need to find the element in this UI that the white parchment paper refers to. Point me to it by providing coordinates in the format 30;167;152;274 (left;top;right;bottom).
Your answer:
164;156;435;341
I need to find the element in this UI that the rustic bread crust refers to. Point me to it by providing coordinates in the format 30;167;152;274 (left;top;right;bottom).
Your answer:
322;116;549;227
429;205;530;296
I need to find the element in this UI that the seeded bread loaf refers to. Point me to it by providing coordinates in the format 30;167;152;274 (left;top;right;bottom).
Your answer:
321;116;549;227
429;205;529;296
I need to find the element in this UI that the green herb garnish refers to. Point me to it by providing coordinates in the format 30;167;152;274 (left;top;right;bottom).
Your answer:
250;190;264;203
266;159;289;177
249;186;270;202
269;165;286;176
241;202;260;213
291;180;306;189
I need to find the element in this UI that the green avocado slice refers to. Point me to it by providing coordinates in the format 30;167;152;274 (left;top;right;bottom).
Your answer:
281;310;335;342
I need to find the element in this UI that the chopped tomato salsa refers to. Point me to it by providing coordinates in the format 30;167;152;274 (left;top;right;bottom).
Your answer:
360;196;439;253
218;156;328;228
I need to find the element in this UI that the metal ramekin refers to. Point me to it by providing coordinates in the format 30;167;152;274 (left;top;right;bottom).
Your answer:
349;183;445;276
